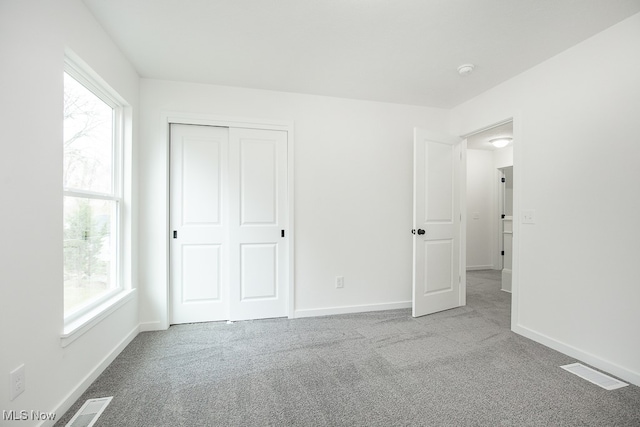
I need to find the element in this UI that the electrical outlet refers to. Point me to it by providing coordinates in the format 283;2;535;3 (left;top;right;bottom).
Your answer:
522;209;536;224
10;364;25;401
335;276;344;289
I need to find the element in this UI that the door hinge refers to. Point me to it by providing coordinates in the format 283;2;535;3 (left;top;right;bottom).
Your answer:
501;177;506;183
281;230;285;238
501;250;505;256
173;230;177;239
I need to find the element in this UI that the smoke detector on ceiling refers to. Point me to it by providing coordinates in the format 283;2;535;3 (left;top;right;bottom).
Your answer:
457;64;475;76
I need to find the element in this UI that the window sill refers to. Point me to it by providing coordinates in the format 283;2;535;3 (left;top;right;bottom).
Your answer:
61;289;136;348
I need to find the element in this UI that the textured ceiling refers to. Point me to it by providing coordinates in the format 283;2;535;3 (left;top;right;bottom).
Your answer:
83;0;640;108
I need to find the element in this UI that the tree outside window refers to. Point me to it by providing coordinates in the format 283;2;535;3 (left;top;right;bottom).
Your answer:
63;70;121;317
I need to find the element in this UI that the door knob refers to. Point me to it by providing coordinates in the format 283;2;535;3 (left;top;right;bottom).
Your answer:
417;229;426;235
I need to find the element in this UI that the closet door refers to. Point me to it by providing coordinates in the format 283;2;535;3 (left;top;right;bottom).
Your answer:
170;124;288;324
228;128;288;321
170;124;230;324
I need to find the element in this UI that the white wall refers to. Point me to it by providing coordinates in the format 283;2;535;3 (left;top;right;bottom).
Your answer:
494;145;513;169
0;1;139;424
452;13;640;385
466;149;495;270
138;80;450;324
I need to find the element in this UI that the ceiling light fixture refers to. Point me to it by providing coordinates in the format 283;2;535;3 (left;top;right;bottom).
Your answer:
457;64;475;76
490;138;512;148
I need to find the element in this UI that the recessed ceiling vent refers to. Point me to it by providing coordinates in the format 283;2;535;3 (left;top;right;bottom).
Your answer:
561;363;628;390
66;396;113;427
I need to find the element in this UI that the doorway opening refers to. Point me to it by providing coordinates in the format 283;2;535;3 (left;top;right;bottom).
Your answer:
463;120;514;326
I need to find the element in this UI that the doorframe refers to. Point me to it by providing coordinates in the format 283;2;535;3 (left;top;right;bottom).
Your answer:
497;166;513;292
161;112;295;328
460;115;520;331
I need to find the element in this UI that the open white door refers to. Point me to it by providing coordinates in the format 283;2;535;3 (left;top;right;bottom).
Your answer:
412;128;465;317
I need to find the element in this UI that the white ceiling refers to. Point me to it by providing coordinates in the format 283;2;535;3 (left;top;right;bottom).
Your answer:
82;0;640;108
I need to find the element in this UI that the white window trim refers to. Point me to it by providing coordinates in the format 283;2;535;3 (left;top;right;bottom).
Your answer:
61;289;136;347
61;53;133;345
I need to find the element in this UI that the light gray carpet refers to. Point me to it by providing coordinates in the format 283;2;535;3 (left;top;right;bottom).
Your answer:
55;271;640;426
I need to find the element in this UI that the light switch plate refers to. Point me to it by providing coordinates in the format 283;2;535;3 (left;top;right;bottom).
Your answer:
522;210;536;224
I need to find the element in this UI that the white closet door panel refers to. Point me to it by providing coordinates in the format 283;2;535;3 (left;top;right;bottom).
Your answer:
182;244;221;302
182;138;221;225
240;139;277;225
170;124;229;324
240;244;277;300
229;128;288;321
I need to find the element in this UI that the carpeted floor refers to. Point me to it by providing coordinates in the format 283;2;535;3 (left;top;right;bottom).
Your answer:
55;270;640;426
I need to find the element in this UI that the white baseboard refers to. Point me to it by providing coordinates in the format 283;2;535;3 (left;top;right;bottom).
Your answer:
466;265;495;271
513;323;640;387
138;321;166;332
294;301;411;319
42;325;139;427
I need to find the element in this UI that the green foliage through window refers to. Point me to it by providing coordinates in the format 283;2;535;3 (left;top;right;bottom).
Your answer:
63;67;120;317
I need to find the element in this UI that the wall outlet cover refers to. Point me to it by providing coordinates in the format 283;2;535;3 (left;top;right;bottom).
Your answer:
10;364;25;401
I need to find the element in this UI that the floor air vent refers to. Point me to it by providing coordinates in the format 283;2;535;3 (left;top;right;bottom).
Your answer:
66;396;113;427
561;363;628;390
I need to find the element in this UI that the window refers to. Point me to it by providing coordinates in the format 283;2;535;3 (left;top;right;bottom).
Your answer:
63;62;124;322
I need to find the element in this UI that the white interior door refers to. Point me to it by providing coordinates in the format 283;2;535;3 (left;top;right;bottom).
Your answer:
228;128;288;321
170;124;230;324
412;128;465;317
170;124;289;324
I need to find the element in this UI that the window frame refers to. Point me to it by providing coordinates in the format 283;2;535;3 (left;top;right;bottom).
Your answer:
63;58;126;326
